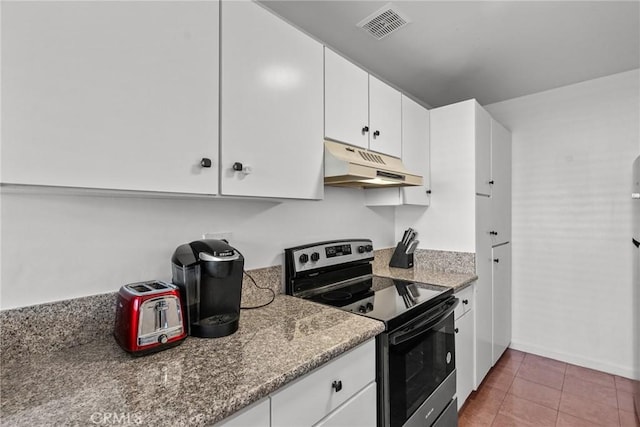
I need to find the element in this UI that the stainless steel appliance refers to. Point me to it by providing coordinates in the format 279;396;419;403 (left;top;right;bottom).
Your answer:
171;239;244;338
324;140;423;188
285;239;458;427
113;280;187;355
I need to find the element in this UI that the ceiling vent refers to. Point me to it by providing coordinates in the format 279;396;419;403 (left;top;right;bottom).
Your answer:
357;3;410;40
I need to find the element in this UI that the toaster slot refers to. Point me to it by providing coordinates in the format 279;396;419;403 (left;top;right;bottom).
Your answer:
129;284;151;293
147;281;169;290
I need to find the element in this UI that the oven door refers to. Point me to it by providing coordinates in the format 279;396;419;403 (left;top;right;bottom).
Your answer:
382;297;457;427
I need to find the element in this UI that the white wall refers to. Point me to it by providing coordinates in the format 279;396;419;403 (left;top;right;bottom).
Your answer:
0;187;395;309
485;69;640;379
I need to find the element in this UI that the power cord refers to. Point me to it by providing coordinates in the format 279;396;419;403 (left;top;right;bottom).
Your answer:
240;270;276;310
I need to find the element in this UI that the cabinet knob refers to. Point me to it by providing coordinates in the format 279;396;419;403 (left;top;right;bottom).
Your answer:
200;158;212;168
489;180;495;185
232;162;252;174
426;190;432;195
463;299;469;305
362;126;369;134
493;258;500;263
332;380;343;392
489;231;498;236
373;130;380;138
454;328;459;333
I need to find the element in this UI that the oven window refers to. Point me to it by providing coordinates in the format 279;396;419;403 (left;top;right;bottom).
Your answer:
388;312;455;427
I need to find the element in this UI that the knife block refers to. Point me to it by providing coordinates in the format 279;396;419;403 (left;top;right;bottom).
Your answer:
389;242;414;269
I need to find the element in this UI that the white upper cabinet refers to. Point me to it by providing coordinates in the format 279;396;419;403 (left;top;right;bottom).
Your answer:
324;49;401;158
220;1;324;200
324;49;370;150
1;1;219;194
475;105;493;197
364;95;430;206
490;120;512;245
399;95;430;205
368;76;402;158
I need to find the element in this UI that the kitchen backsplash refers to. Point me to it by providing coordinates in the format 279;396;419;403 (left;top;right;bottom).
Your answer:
0;265;282;362
373;248;476;275
1;248;475;361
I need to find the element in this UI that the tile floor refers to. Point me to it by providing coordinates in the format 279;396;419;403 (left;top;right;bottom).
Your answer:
458;349;640;427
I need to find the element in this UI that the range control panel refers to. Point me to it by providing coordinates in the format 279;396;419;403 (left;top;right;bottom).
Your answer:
289;239;374;274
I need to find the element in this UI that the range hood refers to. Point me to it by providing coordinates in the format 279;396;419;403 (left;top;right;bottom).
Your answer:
324;140;423;188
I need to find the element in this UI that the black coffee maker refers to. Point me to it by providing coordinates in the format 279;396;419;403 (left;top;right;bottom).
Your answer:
171;239;244;338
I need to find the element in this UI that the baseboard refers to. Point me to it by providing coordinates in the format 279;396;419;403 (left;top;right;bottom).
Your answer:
509;340;640;380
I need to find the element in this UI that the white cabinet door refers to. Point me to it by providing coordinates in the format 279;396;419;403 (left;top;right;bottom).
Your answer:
314;382;377;427
214;398;270;427
475;195;493;387
492;243;512;364
455;309;475;409
363;95;429;206
271;340;375;427
368;76;402;158
490;120;512;245
1;1;219;194
324;49;369;150
401;95;431;206
220;1;324;199
475;104;492;197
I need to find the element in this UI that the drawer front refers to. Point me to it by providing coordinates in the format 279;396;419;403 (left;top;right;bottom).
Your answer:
454;283;474;320
271;339;376;427
313;381;376;427
214;398;270;427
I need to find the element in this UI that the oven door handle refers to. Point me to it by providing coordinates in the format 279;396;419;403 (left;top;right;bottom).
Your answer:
389;298;459;346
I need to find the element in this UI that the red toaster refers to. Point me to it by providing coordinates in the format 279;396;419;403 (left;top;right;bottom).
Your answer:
114;280;187;355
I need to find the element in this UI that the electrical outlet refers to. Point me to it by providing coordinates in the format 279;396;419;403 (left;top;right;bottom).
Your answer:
203;232;233;242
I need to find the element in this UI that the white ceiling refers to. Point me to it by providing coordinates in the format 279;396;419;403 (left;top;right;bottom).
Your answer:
258;1;640;108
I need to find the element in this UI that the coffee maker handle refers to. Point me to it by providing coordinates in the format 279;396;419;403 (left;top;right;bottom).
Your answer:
199;252;241;262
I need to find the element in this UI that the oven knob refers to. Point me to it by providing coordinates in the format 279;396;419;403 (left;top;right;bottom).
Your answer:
365;245;373;252
310;252;320;262
158;334;168;344
358;305;367;313
358;245;365;253
366;302;374;312
299;253;309;263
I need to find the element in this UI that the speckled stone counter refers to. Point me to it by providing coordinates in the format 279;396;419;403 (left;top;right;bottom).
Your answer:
0;295;384;427
373;248;477;292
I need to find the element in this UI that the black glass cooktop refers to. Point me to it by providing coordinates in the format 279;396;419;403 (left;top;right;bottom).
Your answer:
310;276;453;330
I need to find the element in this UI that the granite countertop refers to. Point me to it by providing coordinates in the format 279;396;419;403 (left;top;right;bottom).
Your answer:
0;295;384;427
373;249;477;292
375;266;477;292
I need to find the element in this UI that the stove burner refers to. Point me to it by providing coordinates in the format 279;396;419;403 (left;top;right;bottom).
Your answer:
321;291;353;301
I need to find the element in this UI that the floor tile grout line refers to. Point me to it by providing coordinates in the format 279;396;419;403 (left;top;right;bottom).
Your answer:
559;387;620;411
556;409;614;427
467;350;638;427
564;371;618;392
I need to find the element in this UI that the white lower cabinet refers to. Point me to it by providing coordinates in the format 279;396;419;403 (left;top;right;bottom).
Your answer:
215;398;270;427
492;243;512;364
454;284;475;410
216;339;377;427
271;339;376;427
313;382;377;427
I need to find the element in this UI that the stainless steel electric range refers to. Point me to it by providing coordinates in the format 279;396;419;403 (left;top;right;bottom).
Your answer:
285;239;459;427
